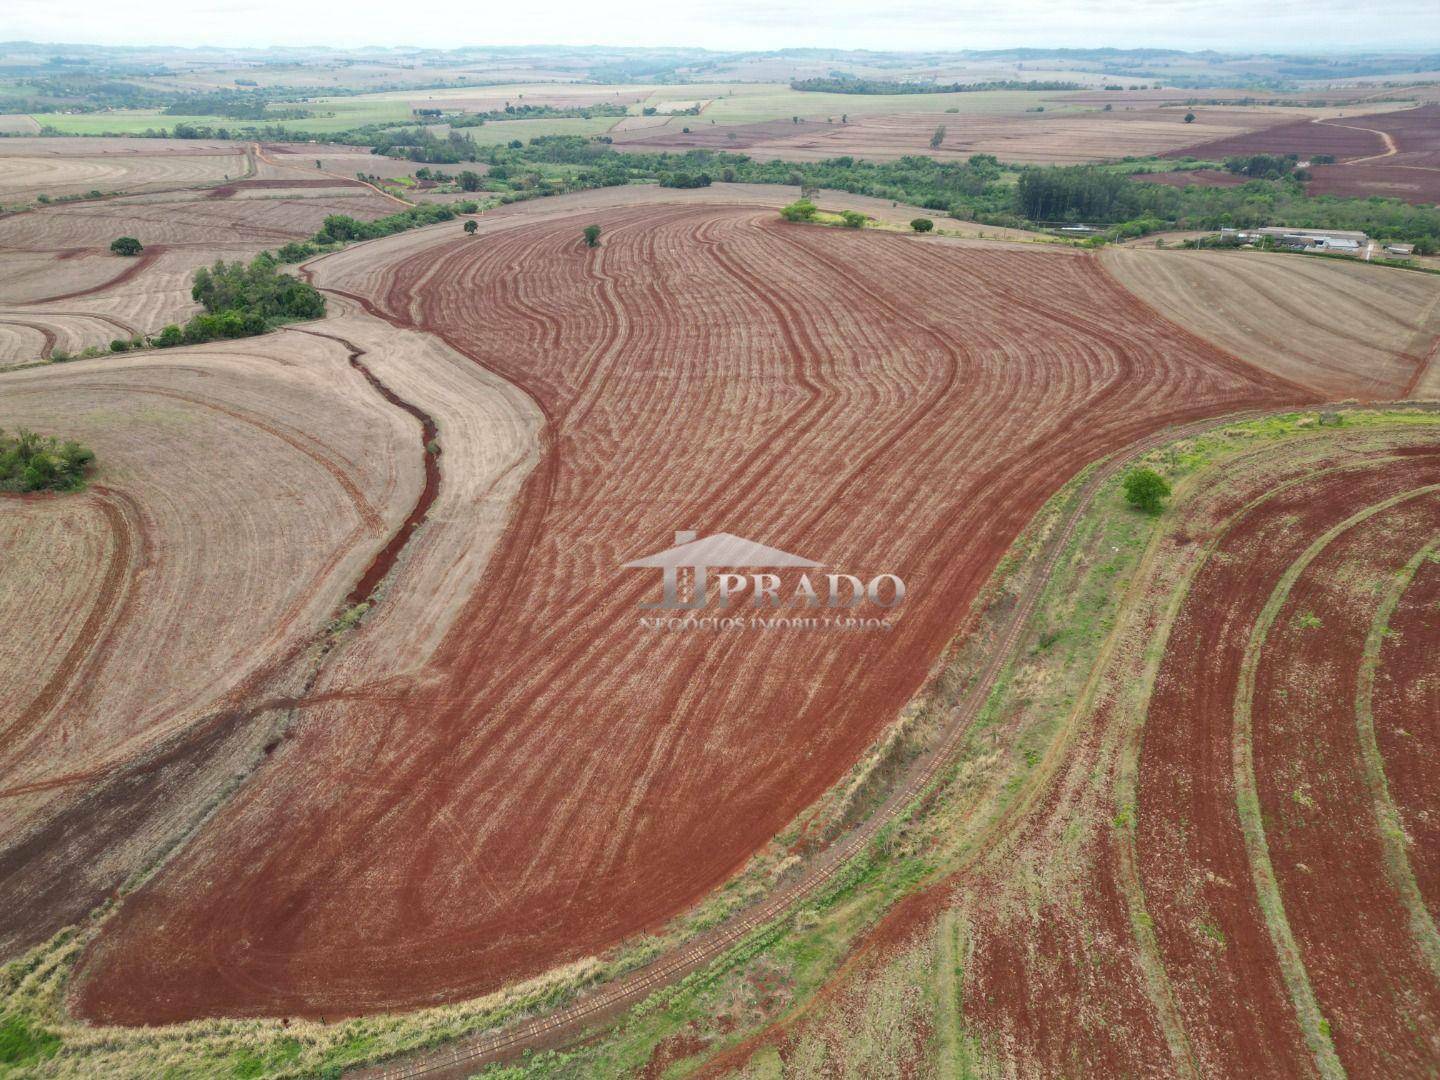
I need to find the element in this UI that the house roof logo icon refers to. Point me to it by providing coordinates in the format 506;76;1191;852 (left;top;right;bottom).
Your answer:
623;531;821;610
622;530;821;571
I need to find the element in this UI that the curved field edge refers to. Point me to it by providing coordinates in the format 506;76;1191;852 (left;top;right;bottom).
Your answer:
0;410;1349;1078
0;403;1199;1079
0;438;1101;1080
2;409;1432;1079
483;408;1440;1080
1355;538;1440;979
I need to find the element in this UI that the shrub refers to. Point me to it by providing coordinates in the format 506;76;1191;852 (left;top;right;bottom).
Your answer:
152;324;184;348
109;236;143;256
840;209;866;229
910;217;934;232
275;241;319;263
464;219;478;234
1123;468;1172;515
582;224;602;248
780;198;818;222
0;428;96;493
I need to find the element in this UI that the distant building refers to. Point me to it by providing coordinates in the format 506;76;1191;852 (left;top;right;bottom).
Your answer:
1255;226;1370;249
1385;243;1416;257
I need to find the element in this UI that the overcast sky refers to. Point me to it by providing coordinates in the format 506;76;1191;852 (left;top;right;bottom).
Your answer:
5;0;1439;53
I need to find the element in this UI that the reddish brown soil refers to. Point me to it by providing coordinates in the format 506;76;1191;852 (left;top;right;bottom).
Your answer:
1170;105;1440;205
1251;489;1440;1073
1138;451;1440;1077
1165;114;1385;161
71;205;1311;1024
962;822;1174;1075
1305;162;1440;204
1374;557;1440;922
1135;169;1250;190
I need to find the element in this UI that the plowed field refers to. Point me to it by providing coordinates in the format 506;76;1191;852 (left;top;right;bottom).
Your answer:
616;106;1300;165
1170;104;1440;205
687;418;1440;1080
1139;449;1440;1076
72;204;1317;1024
1101;246;1440;399
0;336;421;957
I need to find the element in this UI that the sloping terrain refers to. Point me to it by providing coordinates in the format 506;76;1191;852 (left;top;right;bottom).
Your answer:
1101;246;1440;399
614;105;1300;165
0;335;420;957
70;203;1315;1025
690;416;1440;1079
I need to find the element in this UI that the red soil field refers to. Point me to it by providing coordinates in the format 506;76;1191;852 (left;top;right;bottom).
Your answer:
1170;104;1440;204
1251;486;1440;1074
1165;113;1385;161
1305;162;1440;203
691;427;1440;1080
72;205;1312;1024
1374;556;1440;922
1139;451;1440;1077
960;766;1175;1075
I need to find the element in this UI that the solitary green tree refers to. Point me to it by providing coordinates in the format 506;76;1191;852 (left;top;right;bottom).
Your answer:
1123;468;1172;514
1184;111;1197;123
464;219;478;235
840;210;866;229
930;124;946;149
911;217;934;233
458;170;482;192
583;224;602;248
110;236;143;257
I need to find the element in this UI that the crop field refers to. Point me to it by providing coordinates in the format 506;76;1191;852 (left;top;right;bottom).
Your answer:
665;413;1440;1079
0;138;248;202
2;57;1439;1071
56;195;1336;1027
1101;246;1440;399
1169;103;1440;205
616;105;1307;165
0;138;401;356
0;333;424;956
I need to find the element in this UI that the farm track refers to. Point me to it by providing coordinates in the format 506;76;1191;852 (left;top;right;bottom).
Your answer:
71;205;1314;1028
354;405;1279;1080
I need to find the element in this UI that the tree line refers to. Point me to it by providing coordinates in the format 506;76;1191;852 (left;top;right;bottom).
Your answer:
790;77;1084;94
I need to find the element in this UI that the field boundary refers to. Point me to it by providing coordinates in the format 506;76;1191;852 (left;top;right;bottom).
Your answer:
350;407;1281;1080
1230;484;1440;1078
1354;536;1440;981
